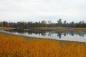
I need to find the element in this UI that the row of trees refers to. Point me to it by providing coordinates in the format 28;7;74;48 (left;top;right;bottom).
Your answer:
0;19;86;30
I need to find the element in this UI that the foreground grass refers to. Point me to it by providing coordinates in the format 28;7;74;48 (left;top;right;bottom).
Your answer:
0;33;86;57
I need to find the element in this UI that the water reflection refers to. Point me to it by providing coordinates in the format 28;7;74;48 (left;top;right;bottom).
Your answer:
7;30;86;39
57;32;62;39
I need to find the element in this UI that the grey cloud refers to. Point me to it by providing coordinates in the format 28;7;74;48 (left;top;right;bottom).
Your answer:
0;0;86;22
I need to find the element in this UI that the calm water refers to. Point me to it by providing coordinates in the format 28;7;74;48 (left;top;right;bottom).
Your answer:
4;30;86;42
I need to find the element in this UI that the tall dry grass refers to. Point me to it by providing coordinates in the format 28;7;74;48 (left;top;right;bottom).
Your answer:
0;33;86;57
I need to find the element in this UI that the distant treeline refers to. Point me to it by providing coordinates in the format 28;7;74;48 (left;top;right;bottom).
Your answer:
0;19;86;30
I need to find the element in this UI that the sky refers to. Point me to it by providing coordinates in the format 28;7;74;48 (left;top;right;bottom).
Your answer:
0;0;86;22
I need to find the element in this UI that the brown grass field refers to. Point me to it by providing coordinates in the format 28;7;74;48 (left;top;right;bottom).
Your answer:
0;32;86;57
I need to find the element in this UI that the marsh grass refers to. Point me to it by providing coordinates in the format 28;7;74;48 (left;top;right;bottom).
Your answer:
0;32;86;57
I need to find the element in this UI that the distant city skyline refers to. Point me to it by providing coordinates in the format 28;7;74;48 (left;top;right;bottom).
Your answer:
0;0;86;22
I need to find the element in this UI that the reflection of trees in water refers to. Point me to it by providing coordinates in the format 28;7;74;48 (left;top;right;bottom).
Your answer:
7;29;86;38
77;33;85;37
56;32;75;39
57;32;62;39
48;32;52;36
63;32;67;36
68;32;85;37
55;31;86;39
8;29;25;33
69;32;74;36
69;32;85;37
28;30;46;36
27;31;33;34
41;32;46;36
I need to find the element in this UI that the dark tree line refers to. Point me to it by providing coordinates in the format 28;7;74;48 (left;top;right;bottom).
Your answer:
0;19;86;30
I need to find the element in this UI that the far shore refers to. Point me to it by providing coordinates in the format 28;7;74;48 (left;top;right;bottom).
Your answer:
1;27;86;32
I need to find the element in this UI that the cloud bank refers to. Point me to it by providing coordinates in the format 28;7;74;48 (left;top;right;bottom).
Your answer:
0;0;86;22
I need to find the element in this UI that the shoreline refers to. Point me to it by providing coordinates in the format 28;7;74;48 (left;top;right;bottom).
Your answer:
0;32;86;57
1;27;86;32
0;31;86;43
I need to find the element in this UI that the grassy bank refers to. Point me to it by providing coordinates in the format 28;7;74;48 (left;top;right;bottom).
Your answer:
0;32;86;57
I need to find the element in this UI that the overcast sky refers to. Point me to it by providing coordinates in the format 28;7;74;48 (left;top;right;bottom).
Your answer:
0;0;86;22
